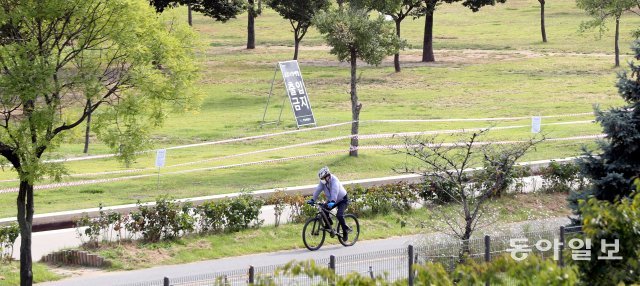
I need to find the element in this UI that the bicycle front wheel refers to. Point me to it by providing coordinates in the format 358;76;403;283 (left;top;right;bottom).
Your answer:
302;217;326;251
338;214;360;247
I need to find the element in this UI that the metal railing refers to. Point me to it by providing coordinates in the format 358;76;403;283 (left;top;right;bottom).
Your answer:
116;225;583;286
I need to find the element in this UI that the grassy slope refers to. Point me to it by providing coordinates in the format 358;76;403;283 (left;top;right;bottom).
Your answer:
0;0;635;217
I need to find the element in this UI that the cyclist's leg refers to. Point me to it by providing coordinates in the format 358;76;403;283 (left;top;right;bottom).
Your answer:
321;206;332;228
336;197;350;234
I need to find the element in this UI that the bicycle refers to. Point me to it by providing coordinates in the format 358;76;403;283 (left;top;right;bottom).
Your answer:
302;202;360;251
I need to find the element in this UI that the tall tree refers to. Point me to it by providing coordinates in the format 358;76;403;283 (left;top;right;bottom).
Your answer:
314;7;403;157
415;0;506;62
568;40;640;216
367;0;424;72
267;0;330;60
149;0;244;24
539;0;547;42
0;0;198;285
577;0;638;67
246;0;260;49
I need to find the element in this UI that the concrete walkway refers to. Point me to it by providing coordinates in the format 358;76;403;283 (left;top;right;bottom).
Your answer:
36;216;571;286
37;235;423;286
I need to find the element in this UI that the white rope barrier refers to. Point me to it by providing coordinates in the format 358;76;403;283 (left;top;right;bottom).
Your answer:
6;120;596;181
0;134;604;194
39;113;594;164
0;121;597;184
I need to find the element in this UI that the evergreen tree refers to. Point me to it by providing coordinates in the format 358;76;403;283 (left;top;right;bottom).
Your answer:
569;40;640;214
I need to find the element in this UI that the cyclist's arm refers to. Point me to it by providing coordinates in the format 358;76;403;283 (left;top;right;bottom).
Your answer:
312;183;323;201
329;179;339;202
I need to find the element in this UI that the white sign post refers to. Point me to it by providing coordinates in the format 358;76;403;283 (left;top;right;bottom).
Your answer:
531;116;542;133
155;149;166;190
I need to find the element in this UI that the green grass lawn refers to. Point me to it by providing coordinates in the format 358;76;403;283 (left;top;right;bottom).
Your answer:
0;262;61;286
0;0;631;218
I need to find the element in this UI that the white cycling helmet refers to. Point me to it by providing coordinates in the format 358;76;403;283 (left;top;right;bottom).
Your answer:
318;166;330;179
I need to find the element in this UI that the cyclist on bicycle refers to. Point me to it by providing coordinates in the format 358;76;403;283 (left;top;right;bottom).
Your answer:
307;166;351;240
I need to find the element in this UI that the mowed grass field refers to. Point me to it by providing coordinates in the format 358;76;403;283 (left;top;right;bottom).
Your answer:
0;0;637;218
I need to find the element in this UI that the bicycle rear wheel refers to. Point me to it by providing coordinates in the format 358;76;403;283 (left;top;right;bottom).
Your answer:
302;217;326;251
338;214;360;246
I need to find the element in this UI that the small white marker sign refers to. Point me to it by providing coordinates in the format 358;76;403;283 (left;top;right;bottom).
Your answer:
155;149;166;168
531;116;542;133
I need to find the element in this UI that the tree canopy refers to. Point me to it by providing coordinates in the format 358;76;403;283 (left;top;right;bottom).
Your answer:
364;0;423;71
149;0;244;22
267;0;330;60
0;0;199;284
577;0;639;66
415;0;506;62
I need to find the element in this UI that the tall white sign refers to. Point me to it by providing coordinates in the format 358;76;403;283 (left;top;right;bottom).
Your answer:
531;116;542;133
155;149;166;168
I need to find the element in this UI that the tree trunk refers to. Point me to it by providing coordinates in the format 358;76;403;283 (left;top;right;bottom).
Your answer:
422;7;435;62
83;101;91;154
187;2;193;26
349;49;361;157
540;0;547;42
247;0;256;49
17;180;34;286
615;16;620;67
293;36;300;60
458;219;472;261
394;20;401;72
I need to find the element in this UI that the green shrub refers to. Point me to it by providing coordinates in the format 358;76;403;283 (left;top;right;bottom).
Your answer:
266;190;287;227
346;182;421;216
256;254;577;286
454;255;578;285
197;200;228;233
540;161;585;193
344;184;366;216
126;197;195;243
285;192;308;223
574;190;640;285
474;163;531;198
75;205;125;248
413;262;452;285
225;193;264;232
419;178;457;204
0;223;18;262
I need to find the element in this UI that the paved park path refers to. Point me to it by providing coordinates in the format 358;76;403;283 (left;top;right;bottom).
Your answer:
36;216;570;286
36;235;423;286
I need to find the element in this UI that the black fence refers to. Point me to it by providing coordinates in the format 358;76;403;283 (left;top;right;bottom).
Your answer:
116;225;582;286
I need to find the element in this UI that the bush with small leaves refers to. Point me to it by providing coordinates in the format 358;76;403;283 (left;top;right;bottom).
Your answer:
574;187;640;285
126;197;195;242
75;205;125;248
540;161;585;193
197;200;228;234
266;190;287;227
0;223;18;262
225;193;264;232
285;192;308;223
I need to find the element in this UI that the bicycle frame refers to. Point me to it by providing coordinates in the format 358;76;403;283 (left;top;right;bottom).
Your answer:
316;204;330;225
313;203;339;234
